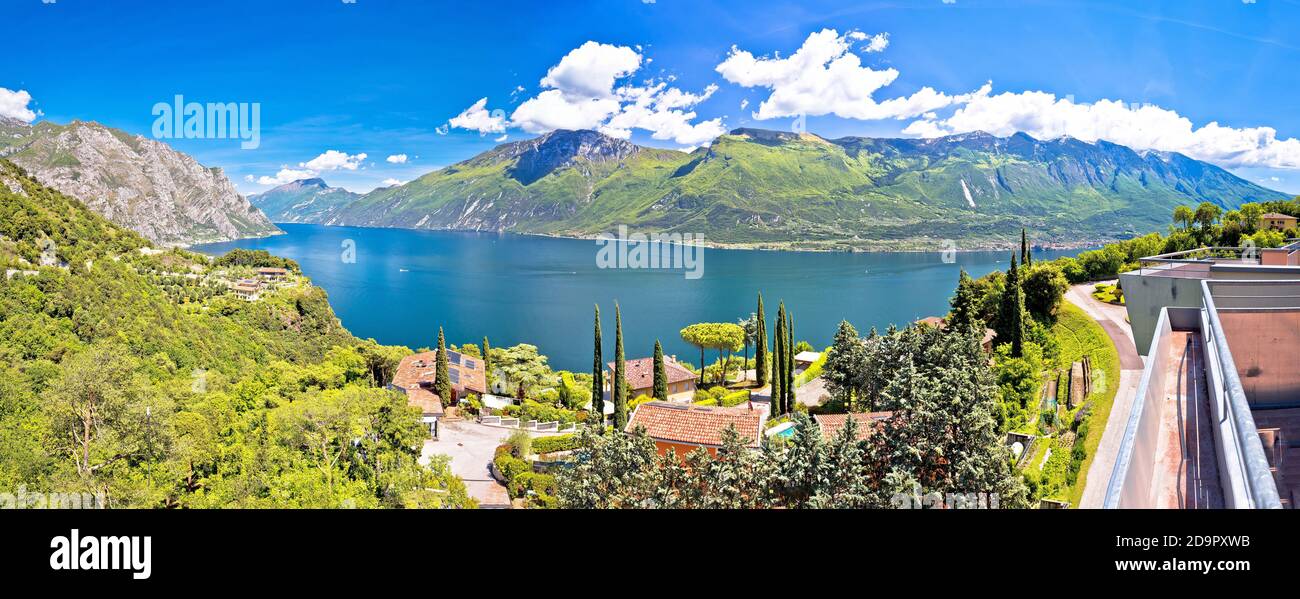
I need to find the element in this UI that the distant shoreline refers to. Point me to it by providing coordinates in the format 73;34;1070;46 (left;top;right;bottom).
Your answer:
213;221;1111;255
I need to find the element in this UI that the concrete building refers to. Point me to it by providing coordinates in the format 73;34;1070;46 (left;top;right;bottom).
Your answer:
1107;245;1300;509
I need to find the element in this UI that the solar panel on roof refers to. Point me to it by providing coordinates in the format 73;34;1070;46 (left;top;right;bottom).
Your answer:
448;351;462;365
464;359;476;369
448;370;460;384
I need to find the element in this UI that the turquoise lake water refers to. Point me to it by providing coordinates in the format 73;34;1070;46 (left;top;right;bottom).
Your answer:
194;224;1084;372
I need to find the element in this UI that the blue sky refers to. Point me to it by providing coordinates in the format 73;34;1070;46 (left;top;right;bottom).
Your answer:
7;0;1300;194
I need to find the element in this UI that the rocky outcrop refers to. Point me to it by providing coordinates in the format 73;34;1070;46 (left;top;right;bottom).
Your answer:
0;117;279;246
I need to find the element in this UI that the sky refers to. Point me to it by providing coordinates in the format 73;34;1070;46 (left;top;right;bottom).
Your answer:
6;0;1300;195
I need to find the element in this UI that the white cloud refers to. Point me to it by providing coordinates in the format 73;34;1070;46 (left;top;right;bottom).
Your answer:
902;88;1300;169
448;98;507;134
0;87;38;122
385;154;408;164
256;167;316;186
450;41;726;146
716;28;974;121
301;150;366;171
541;41;642;100
381;178;406;187
494;134;508;142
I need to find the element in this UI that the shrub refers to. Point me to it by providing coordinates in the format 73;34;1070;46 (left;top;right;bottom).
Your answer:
718;389;750;407
494;454;530;483
508;472;558;499
506;429;532;458
533;434;582;454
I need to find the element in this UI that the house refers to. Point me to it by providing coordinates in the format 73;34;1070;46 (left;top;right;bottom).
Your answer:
915;316;997;353
814;411;894;441
1258;212;1298;232
793;351;821;371
257;267;289;281
606;355;697;402
625;401;765;455
389;349;488;434
231;278;263;301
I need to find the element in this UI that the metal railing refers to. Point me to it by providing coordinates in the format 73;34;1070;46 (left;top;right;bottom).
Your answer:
1200;280;1284;509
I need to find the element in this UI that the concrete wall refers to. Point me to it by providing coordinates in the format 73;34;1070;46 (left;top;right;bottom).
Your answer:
1120;272;1206;355
1109;308;1175;508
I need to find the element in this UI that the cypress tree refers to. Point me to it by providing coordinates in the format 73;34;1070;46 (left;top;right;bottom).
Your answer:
1020;228;1029;265
653;340;668;401
755;293;768;387
592;305;604;423
613;303;628;429
434;326;452;404
482;335;492;388
780;307;790;410
773;302;786;415
1000;255;1026;357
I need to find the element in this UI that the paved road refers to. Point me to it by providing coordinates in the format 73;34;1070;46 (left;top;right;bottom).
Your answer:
1067;282;1145;509
420;420;514;508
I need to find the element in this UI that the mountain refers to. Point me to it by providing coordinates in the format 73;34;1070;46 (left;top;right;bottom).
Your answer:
249;177;362;223
0;116;279;246
278;128;1290;250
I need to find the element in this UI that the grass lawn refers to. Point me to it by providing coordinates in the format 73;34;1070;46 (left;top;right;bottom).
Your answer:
1048;302;1121;507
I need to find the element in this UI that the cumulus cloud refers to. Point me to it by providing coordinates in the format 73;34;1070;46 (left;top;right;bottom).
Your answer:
0;87;38;122
902;89;1300;169
540;41;642;101
717;29;977;121
385;154;408;164
448;40;725;146
301;150;366;171
257;167;316;186
449;98;507;134
381;178;406;187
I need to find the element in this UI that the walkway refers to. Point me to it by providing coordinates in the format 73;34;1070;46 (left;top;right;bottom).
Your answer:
1068;282;1146;509
421;419;513;508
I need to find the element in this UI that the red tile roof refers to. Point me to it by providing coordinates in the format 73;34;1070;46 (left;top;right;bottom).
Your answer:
404;387;444;417
916;316;996;347
607;356;696;391
625;401;765;448
814;411;894;441
391;350;487;403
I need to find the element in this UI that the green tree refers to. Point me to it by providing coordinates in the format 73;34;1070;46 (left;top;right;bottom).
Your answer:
434;327;452;404
1194;201;1222;232
482;335;492;388
613;303;628;430
591;305;604;421
1172;205;1194;231
948;268;981;330
784;310;795;413
772;304;786;415
824;320;868;410
652;339;668;401
1020;228;1031;266
739;313;758;382
998;255;1026;357
1021;263;1069;321
755;293;768;387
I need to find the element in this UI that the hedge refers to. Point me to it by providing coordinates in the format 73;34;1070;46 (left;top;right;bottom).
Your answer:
508;472;558;499
533;434;583;454
493;454;529;483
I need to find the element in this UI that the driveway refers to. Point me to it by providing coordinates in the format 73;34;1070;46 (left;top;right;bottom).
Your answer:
420;420;513;508
1067;282;1146;509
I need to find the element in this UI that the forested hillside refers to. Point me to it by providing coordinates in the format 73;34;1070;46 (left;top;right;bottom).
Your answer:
0;160;471;508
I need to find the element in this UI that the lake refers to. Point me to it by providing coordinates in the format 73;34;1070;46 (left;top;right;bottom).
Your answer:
194;224;1085;372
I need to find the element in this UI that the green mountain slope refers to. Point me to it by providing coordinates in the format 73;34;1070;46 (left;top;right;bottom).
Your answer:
0;160;470;508
302;128;1286;250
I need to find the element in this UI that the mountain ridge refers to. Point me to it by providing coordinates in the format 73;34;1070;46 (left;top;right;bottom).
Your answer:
0;117;280;246
264;127;1291;250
